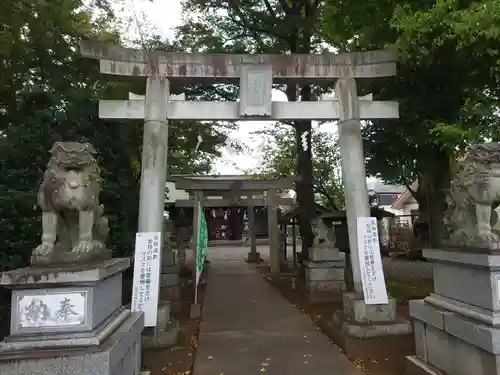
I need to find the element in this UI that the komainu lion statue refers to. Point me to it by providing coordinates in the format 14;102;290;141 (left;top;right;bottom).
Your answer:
444;142;500;249
313;217;336;247
32;142;110;264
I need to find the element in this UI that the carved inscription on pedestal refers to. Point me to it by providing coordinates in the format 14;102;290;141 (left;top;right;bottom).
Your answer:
17;291;87;328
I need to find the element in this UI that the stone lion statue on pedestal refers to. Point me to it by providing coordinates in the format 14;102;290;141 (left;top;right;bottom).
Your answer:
313;217;336;247
32;142;110;265
444;142;500;249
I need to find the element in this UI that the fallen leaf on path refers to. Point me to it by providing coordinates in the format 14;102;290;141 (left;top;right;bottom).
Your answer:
260;368;266;372
208;356;214;359
353;359;365;370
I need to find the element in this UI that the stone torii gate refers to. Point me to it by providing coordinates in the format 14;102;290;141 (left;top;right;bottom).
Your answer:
171;176;296;272
79;41;398;298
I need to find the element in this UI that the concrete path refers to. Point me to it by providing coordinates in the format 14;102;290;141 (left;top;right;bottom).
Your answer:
193;246;363;375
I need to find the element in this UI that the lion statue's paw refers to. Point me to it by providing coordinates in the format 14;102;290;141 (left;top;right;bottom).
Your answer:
473;231;500;249
33;243;55;257
72;241;95;254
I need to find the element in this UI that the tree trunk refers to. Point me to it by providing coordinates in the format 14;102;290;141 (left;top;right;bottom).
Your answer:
297;85;315;257
285;83;315;261
281;0;318;262
295;117;315;257
414;146;451;248
428;153;450;247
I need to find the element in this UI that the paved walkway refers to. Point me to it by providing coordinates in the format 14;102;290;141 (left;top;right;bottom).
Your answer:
193;246;363;375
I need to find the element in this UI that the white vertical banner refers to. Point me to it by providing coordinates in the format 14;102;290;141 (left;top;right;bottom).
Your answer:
131;231;162;326
356;217;388;305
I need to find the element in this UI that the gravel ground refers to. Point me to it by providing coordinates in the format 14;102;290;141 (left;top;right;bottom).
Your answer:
381;258;433;280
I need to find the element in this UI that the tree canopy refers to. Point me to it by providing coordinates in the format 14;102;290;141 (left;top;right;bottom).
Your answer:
172;0;500;247
320;0;500;245
175;0;334;254
252;125;344;210
0;0;229;269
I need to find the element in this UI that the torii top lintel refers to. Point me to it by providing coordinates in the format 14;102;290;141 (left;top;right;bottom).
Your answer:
172;176;299;191
79;41;397;83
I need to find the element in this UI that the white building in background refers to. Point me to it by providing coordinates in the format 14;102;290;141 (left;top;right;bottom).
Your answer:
367;181;420;248
390;181;419;218
368;180;419;219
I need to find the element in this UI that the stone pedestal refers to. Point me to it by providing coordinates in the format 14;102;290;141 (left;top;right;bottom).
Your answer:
244;212;261;263
175;226;190;269
279;231;287;267
304;246;345;302
0;258;144;375
190;303;202;319
406;248;500;375
333;292;411;337
160;250;181;314
153;237;182;348
141;301;179;348
246;251;261;263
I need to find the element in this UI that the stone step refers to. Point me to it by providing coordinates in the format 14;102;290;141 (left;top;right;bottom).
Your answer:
306;267;344;281
162;251;177;267
159;285;181;301
306;280;345;295
156;301;171;331
162;263;180;274
160;273;180;287
310;247;345;262
141;319;180;348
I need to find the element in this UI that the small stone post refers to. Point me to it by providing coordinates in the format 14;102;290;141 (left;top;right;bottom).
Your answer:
158;219;181;314
267;189;280;273
292;220;297;264
190;190;204;272
246;204;260;262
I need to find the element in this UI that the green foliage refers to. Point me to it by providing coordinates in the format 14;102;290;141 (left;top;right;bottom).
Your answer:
0;0;228;270
252;125;344;210
322;0;500;186
176;0;324;54
175;0;328;253
321;0;500;245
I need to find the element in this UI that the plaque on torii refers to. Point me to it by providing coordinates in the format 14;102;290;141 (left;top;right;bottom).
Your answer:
239;64;273;118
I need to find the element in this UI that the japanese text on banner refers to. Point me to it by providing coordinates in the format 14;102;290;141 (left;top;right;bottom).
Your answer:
356;217;388;305
131;232;162;326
